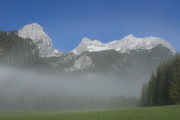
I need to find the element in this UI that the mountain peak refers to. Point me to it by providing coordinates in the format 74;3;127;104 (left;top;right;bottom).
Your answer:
20;23;43;32
81;37;92;43
124;34;136;39
27;23;43;31
18;23;53;57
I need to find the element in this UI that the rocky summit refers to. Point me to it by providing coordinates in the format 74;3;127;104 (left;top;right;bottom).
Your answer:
18;23;57;57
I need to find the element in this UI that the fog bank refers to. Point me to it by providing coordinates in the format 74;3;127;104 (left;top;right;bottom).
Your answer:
0;65;147;111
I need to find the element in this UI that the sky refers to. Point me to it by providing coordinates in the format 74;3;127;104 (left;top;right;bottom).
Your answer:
0;0;180;52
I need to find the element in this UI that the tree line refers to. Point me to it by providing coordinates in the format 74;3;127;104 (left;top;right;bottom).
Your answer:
0;95;140;111
141;54;180;106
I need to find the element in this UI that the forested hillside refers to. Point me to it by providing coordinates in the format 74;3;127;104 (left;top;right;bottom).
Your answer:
0;30;50;68
141;54;180;106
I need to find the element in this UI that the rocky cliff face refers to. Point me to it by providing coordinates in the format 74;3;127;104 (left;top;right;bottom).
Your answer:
18;23;54;57
64;53;94;72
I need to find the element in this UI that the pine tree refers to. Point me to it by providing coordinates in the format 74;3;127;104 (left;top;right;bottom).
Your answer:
142;54;180;106
153;65;162;106
141;83;149;107
158;62;170;105
147;72;156;106
163;64;173;105
169;54;180;104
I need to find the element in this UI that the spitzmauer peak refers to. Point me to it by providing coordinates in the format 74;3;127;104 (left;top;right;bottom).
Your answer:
18;23;62;57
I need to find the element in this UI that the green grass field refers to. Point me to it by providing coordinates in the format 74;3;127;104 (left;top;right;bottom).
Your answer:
0;105;179;120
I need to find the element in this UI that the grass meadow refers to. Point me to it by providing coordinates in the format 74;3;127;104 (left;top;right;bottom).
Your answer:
0;105;179;120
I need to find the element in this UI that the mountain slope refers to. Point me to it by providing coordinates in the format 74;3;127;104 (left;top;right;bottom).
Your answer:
0;30;50;68
64;44;174;79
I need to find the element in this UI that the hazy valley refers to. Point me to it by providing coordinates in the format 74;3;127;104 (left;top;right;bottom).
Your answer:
0;23;178;111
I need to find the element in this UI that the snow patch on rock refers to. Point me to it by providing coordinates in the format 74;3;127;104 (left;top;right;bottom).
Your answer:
46;49;63;58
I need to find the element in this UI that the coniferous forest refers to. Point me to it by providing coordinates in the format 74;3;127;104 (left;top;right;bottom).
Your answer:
0;31;50;69
141;54;180;106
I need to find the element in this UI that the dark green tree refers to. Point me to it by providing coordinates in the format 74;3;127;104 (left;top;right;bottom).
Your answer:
142;54;180;106
141;83;149;107
152;64;162;106
169;54;180;104
158;62;168;105
147;72;156;106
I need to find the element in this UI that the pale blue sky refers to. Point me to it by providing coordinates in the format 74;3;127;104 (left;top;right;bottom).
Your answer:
0;0;180;52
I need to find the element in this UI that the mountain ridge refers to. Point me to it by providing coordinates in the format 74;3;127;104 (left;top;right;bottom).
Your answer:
1;23;177;74
64;44;174;74
72;34;176;55
18;23;176;58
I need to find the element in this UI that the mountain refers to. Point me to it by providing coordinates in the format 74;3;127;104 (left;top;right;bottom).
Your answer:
72;34;176;55
0;23;177;76
64;44;174;75
18;23;63;57
0;30;50;68
45;33;175;74
0;24;178;112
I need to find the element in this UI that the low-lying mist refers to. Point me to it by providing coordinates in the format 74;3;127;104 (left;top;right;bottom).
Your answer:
0;65;150;111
